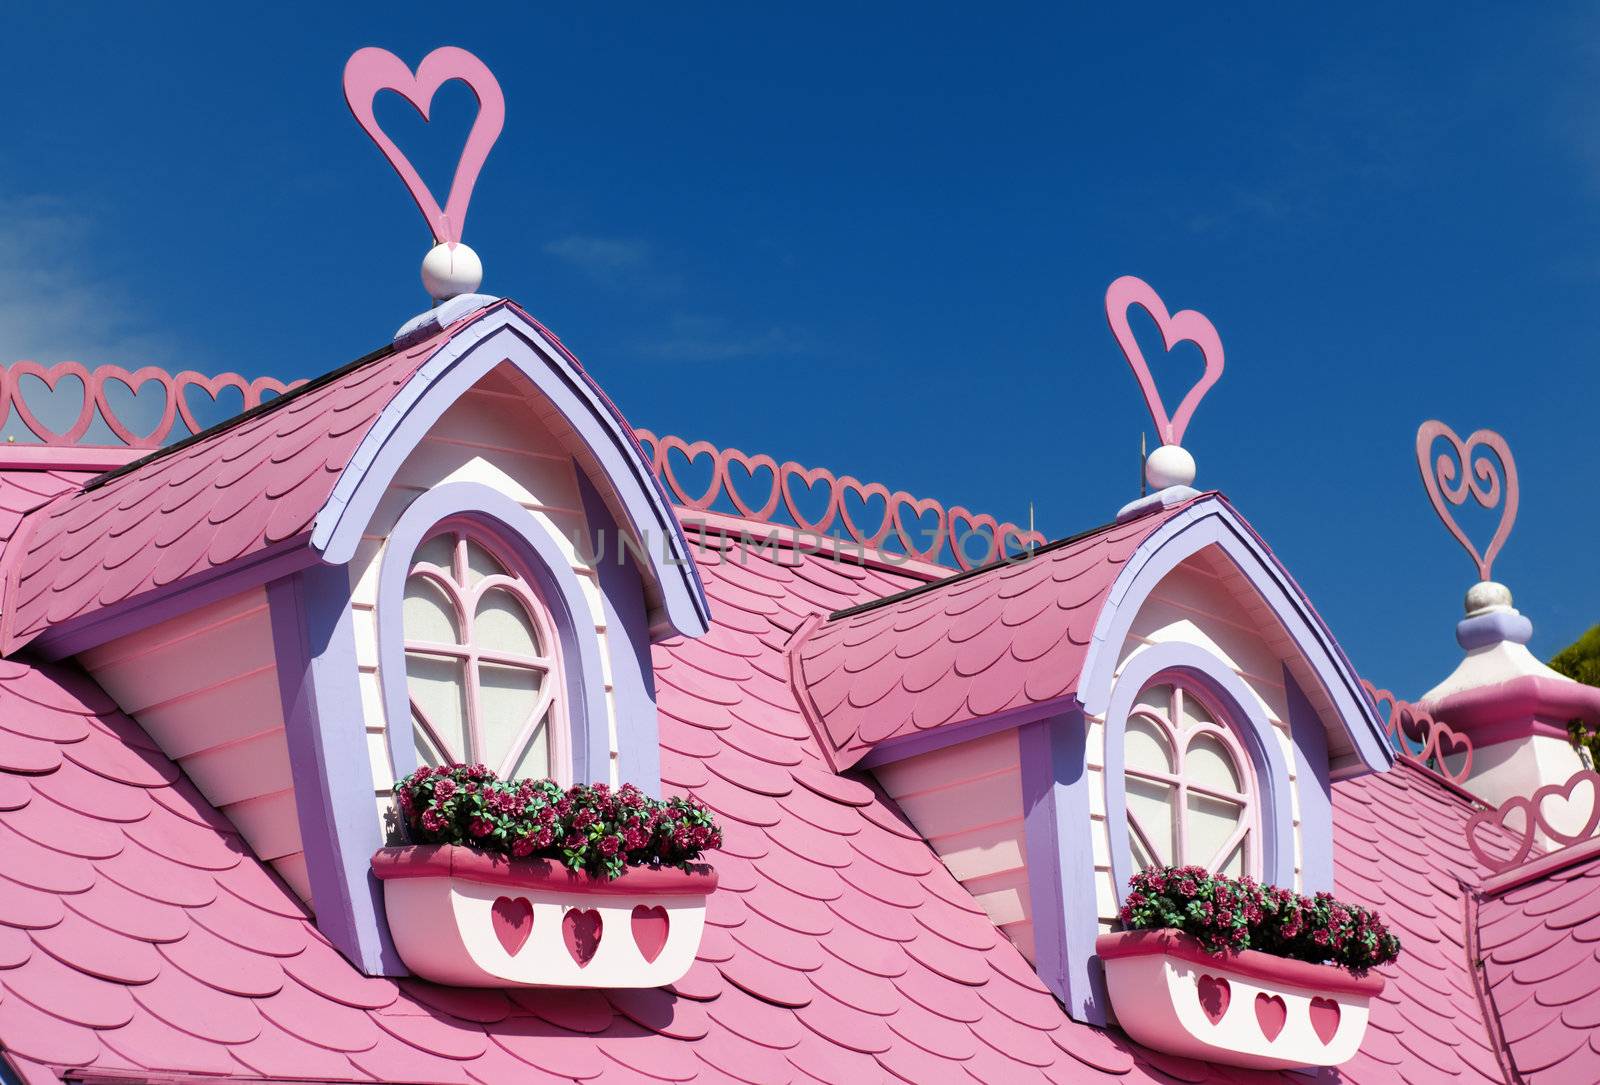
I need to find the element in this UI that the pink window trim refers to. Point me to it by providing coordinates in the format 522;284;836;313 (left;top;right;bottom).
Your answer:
404;522;570;784
1124;674;1260;877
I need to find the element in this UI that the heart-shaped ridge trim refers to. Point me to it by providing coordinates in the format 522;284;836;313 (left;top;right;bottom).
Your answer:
1196;974;1231;1025
1309;997;1342;1045
1254;992;1288;1042
1415;421;1518;583
490;896;533;957
342;47;505;245
631;904;670;964
1105;275;1225;447
562;907;603;967
1466;768;1600;872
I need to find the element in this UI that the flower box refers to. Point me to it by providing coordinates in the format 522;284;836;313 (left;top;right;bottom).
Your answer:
1096;929;1384;1070
372;845;716;988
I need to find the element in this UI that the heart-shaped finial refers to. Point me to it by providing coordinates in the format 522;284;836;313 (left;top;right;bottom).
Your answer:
342;46;505;247
1105;275;1225;448
1415;421;1518;583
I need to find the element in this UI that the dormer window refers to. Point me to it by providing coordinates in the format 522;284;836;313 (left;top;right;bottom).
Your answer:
402;525;567;782
1124;678;1259;877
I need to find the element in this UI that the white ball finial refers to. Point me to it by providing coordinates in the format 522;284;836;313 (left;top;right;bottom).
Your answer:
1145;444;1196;490
421;242;483;301
1464;580;1513;616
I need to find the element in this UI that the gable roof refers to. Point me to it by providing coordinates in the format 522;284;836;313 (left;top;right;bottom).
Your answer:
793;494;1393;776
0;301;708;657
792;507;1165;770
0;504;1549;1085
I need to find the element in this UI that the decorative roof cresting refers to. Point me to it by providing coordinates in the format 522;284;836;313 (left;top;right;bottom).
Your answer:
1105;275;1224;519
344;46;504;302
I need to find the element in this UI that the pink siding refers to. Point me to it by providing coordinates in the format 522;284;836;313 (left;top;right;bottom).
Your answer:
872;729;1036;959
77;588;310;899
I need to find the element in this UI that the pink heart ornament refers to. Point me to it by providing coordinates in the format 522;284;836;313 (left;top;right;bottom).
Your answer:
342;47;505;245
490;896;533;956
1414;421;1518;583
631;905;670;964
1105;275;1225;446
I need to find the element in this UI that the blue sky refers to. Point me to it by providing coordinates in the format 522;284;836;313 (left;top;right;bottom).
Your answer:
2;4;1596;697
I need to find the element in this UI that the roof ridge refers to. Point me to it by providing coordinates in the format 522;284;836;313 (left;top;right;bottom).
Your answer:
826;494;1211;621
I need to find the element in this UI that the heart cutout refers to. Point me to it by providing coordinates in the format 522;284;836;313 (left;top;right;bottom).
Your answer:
177;378;248;436
1309;997;1341;1045
342;47;505;245
779;464;839;535
1467;798;1537;872
1254;992;1287;1042
8;363;94;444
658;436;722;510
722;449;782;522
631;905;670;963
491;896;533;957
1415;421;1518;583
1196;974;1231;1025
838;477;893;550
1105;275;1224;447
1533;770;1600;846
562;907;603;967
890;494;945;564
96;367;179;446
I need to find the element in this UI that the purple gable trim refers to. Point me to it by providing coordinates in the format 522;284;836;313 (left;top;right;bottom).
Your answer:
31;535;321;661
1456;609;1534;650
267;565;403;976
575;468;664;797
1284;664;1333;894
310;307;710;640
1078;498;1393;776
1102;640;1296;899
1019;710;1108;1026
377;481;611;787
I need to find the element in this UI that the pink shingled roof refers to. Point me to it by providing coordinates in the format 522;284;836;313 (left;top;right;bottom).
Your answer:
0;472;95;549
1476;846;1600;1083
0;314;483;652
0;511;1542;1085
792;506;1184;770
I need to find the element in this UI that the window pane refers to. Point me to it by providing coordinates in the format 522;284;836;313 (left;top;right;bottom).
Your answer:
413;534;454;572
1126;776;1176;868
1178;687;1217;729
414;721;448;768
476;589;542;658
508;716;551;781
465;540;505;587
1217;837;1248;878
1186;792;1244;868
1187;734;1243;793
407;653;468;763
403;577;459;645
1134;683;1172;717
1125;716;1174;775
478;662;544;774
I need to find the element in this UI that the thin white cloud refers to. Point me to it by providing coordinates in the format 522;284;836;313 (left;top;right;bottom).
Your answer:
638;314;807;363
0;192;179;366
543;235;652;281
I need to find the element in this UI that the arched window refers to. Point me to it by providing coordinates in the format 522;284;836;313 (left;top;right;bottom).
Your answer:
1122;677;1258;877
401;525;566;781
